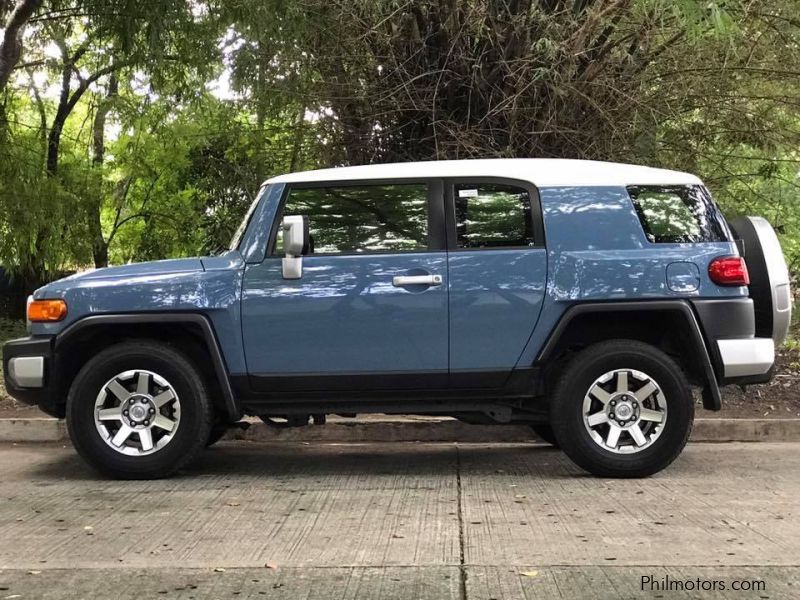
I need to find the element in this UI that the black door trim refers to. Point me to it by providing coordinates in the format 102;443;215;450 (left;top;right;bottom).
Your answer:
237;366;541;402
248;370;449;393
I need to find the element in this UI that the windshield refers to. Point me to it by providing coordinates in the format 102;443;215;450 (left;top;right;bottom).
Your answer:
228;186;265;251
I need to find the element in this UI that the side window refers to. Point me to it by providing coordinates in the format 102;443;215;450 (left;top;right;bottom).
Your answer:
628;185;730;244
453;183;535;249
274;183;429;255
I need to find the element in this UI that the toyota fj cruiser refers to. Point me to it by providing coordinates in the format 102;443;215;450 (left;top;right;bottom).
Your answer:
3;159;792;479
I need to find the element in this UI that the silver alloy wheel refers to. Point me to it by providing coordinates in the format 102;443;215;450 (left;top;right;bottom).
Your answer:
94;369;181;456
582;368;667;454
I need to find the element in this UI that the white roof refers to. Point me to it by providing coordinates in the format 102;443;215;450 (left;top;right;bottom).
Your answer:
266;159;702;188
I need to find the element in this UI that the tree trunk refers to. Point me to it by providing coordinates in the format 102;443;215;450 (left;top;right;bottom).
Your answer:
289;104;306;172
254;49;266;183
46;61;73;175
88;73;118;268
47;54;121;175
90;235;109;269
0;0;42;93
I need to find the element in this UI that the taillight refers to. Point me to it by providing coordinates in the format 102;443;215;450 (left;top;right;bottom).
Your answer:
27;299;68;322
708;256;750;286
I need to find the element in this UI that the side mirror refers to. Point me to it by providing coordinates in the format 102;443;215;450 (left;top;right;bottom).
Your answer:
282;215;308;279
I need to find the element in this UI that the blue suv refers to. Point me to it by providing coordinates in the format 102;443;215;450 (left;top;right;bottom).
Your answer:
3;159;792;479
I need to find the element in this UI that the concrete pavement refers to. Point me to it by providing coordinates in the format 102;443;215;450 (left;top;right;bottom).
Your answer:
0;441;798;598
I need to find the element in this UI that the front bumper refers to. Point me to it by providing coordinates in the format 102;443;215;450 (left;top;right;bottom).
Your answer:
2;336;63;417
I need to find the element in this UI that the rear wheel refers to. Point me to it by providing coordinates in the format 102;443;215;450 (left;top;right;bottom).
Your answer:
550;340;693;478
66;341;214;479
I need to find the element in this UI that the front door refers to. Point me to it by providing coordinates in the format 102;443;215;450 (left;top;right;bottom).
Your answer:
241;180;448;391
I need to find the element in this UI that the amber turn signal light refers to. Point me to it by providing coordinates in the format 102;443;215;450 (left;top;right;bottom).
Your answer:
27;299;68;322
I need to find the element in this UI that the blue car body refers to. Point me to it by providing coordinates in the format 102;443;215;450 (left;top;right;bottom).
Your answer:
5;158;785;424
29;185;742;377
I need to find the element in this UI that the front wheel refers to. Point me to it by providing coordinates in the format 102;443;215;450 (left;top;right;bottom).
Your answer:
530;424;559;447
206;424;229;447
550;340;693;478
66;341;214;479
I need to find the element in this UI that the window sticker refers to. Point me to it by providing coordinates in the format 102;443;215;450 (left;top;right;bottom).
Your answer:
458;188;479;198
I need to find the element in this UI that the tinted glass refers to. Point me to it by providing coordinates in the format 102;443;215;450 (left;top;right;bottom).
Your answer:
274;184;429;254
454;183;535;248
229;190;262;251
628;185;730;244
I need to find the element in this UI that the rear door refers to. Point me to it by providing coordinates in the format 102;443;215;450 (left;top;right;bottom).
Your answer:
241;179;449;391
445;178;547;387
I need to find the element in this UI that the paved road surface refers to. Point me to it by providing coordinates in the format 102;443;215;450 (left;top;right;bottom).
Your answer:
0;441;797;599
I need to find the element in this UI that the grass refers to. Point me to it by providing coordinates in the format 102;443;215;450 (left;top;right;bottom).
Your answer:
782;300;800;352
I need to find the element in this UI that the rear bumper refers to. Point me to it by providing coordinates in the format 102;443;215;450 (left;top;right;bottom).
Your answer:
717;338;775;379
692;298;775;386
2;336;63;418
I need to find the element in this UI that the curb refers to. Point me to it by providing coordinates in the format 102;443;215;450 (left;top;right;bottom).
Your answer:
2;417;800;444
691;417;800;443
0;418;66;442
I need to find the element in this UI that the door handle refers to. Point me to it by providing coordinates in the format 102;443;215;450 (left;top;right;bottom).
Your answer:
392;274;443;287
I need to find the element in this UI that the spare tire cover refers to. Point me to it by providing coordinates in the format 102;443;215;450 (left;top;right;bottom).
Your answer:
729;216;792;344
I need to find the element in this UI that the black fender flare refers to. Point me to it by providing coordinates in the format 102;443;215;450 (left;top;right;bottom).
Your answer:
55;313;241;421
536;300;721;410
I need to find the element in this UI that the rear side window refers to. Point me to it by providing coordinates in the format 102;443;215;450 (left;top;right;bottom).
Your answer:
454;183;535;248
628;185;730;244
274;183;429;255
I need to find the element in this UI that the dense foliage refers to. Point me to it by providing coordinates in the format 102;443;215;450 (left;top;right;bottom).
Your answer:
0;0;799;287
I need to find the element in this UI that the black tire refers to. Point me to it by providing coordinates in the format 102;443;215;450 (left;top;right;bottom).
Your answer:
550;340;693;478
66;340;214;479
206;424;229;447
530;424;560;447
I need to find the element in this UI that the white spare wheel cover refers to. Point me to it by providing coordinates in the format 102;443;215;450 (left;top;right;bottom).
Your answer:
729;216;792;344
